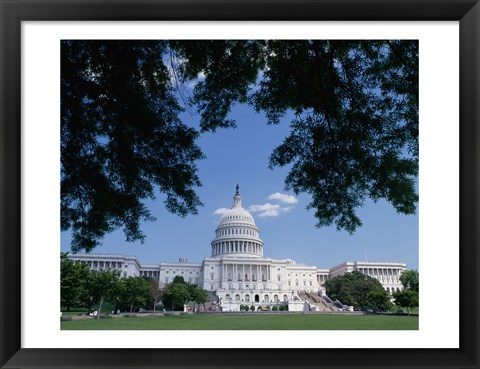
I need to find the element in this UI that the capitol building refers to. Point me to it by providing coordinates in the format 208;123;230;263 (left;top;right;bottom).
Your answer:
69;186;407;311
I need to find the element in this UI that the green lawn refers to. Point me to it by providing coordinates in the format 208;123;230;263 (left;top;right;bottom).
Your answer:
61;313;418;330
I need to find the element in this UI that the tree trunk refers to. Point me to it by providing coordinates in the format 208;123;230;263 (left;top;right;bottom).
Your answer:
97;297;104;319
130;303;134;314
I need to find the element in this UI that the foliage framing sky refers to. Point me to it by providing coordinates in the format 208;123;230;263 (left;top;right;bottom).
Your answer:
61;96;418;271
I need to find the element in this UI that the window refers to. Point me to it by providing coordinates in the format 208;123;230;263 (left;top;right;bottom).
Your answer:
235;294;240;301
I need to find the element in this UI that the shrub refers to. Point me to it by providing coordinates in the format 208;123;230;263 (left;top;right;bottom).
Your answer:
272;306;278;311
250;305;255;311
257;306;262;311
279;305;285;311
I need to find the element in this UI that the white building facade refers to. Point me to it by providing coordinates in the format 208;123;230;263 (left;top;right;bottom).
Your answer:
68;186;407;311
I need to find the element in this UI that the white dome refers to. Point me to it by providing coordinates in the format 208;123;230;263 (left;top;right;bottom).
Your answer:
211;185;263;258
219;184;255;225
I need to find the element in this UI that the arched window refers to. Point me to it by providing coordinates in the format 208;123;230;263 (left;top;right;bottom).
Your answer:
245;294;250;302
264;295;270;302
225;294;231;301
235;294;240;301
274;295;279;302
283;295;288;301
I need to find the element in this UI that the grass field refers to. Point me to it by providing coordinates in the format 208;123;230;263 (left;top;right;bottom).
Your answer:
61;313;418;330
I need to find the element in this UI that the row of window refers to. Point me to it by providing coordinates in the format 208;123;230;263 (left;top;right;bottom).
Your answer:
216;228;258;238
223;215;251;221
227;284;267;290
82;260;126;269
224;294;288;303
140;271;158;277
165;270;199;275
288;273;313;277
287;280;314;287
225;273;267;281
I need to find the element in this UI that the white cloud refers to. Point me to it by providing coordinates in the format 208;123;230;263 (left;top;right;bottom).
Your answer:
266;192;298;205
248;203;292;218
213;208;229;216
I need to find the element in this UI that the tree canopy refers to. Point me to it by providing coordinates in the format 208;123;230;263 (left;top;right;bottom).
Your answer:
62;40;418;252
161;275;209;311
399;269;419;292
324;270;393;311
393;269;419;314
60;253;90;311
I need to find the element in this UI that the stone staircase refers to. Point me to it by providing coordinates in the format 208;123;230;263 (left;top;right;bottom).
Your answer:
299;292;339;312
201;291;221;312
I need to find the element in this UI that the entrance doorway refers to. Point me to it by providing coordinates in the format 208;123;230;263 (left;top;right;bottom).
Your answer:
254;294;260;302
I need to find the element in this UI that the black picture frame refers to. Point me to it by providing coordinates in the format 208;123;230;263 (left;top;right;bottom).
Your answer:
1;1;479;368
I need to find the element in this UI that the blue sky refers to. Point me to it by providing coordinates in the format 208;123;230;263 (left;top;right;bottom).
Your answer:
61;103;418;271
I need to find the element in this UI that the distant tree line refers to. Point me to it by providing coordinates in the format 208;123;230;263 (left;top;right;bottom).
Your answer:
393;270;419;314
325;269;419;313
60;253;208;315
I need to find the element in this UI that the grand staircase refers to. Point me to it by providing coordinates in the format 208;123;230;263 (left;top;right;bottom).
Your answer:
202;291;220;312
298;292;339;312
